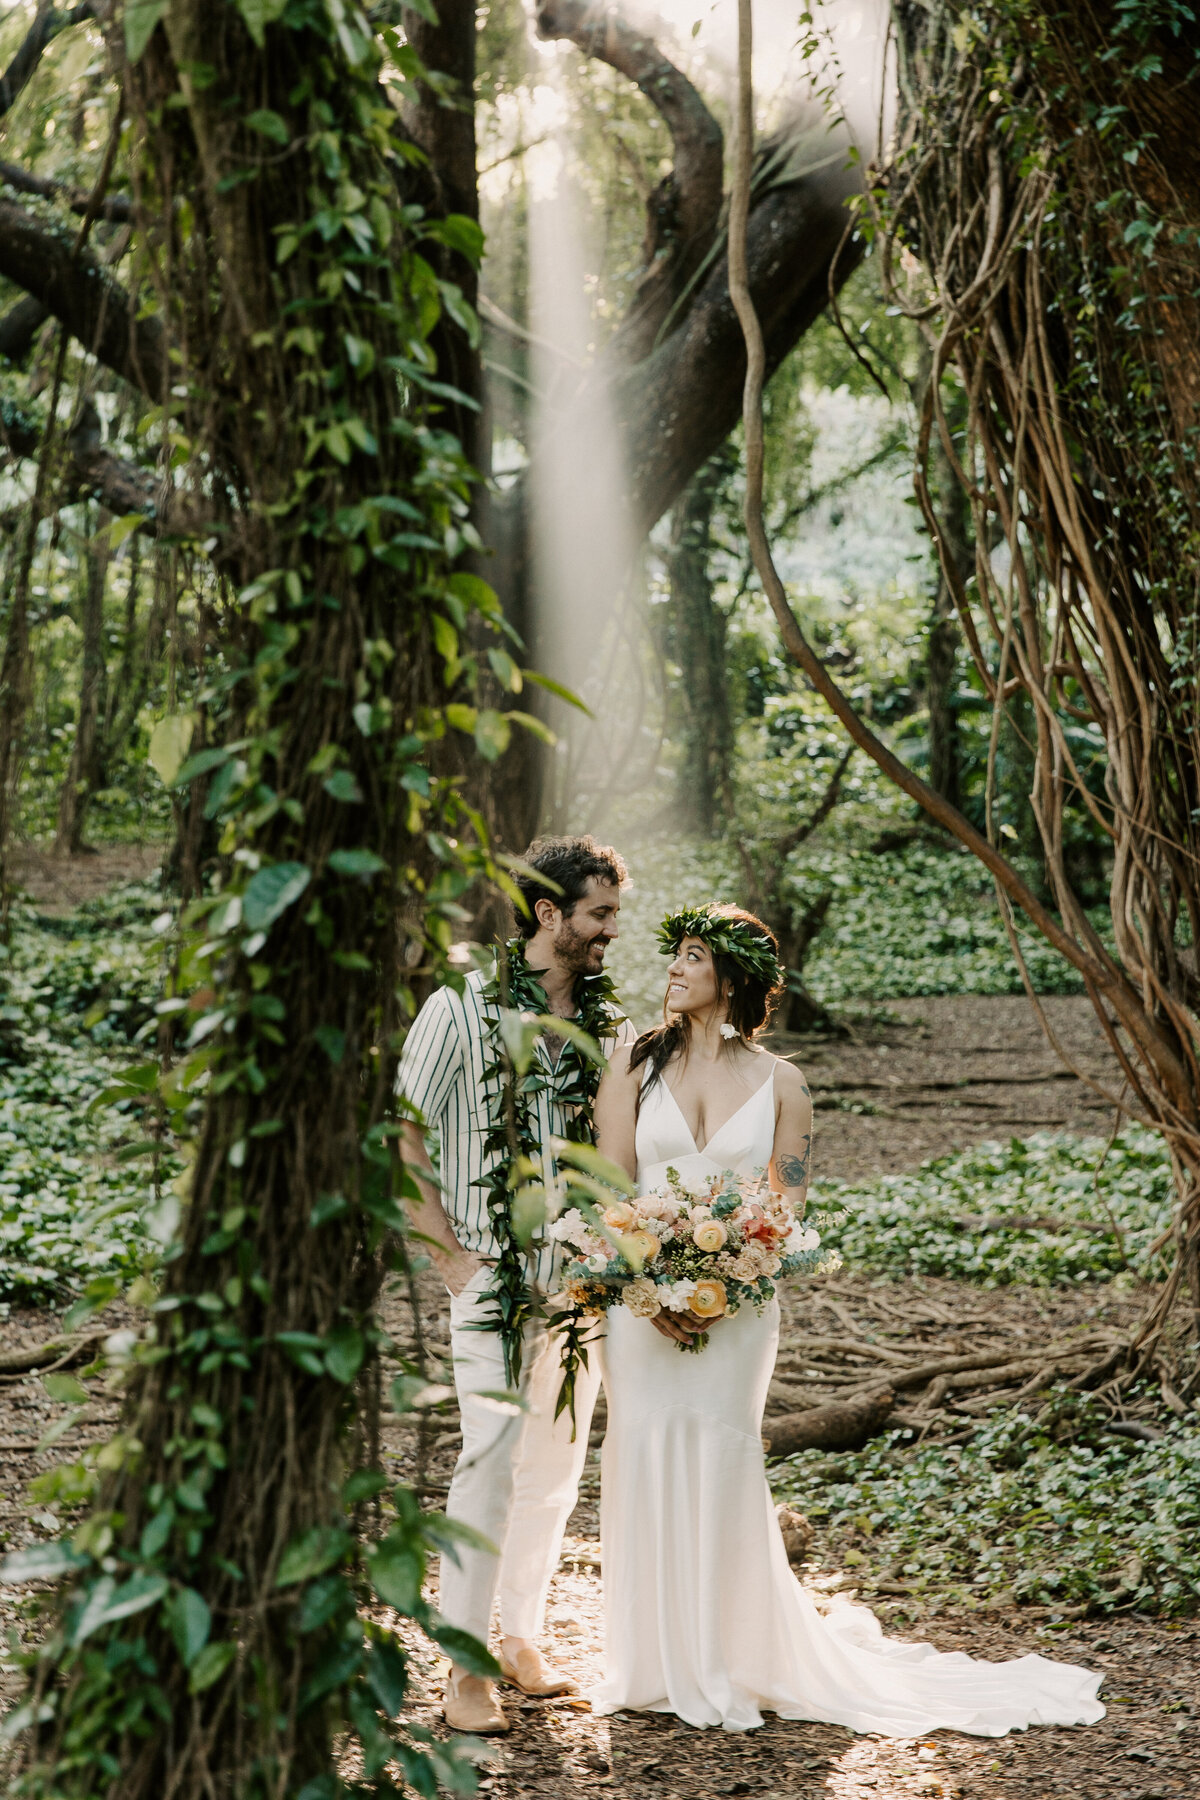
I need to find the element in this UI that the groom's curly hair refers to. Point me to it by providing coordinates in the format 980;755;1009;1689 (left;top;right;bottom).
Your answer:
512;835;628;937
629;906;785;1108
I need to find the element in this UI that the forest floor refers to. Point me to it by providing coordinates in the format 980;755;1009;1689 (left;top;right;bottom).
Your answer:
1;852;1194;1798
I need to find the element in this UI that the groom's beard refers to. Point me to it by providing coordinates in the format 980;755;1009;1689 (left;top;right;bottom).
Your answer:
556;920;608;977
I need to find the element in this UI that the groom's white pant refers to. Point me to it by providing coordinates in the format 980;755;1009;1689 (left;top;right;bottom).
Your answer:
440;1269;601;1646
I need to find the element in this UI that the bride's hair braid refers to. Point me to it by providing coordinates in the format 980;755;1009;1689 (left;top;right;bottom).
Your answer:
629;906;784;1110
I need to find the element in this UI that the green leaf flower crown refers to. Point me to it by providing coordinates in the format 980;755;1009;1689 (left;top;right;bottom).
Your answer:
657;905;785;988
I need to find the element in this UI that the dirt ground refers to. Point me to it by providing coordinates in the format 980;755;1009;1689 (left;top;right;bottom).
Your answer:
1;854;1191;1796
8;841;167;913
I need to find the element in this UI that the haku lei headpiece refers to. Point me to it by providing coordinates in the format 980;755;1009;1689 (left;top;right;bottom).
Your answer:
657;904;785;989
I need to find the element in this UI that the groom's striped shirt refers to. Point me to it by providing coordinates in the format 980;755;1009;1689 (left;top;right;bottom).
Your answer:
397;966;631;1290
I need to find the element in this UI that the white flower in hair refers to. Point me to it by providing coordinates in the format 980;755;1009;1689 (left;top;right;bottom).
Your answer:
719;1022;738;1040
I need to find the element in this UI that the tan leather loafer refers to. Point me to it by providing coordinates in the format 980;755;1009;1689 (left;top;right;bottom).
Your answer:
498;1644;577;1698
441;1671;510;1734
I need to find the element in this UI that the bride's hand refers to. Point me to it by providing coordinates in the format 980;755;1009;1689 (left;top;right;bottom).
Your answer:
651;1310;715;1344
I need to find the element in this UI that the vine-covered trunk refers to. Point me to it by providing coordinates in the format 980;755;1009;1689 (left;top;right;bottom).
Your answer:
10;6;496;1797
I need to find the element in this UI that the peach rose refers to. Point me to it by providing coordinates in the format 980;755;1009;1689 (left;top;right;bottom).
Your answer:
604;1201;635;1230
689;1279;728;1319
693;1219;728;1253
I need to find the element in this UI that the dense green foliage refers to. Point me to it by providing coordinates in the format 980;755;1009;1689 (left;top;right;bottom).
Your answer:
0;883;171;1308
776;1393;1200;1617
823;1129;1173;1288
1;885;1165;1311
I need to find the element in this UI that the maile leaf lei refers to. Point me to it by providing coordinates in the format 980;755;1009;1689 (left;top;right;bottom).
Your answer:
478;938;624;1395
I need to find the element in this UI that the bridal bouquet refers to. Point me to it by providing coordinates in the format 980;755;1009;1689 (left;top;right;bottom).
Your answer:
549;1165;827;1351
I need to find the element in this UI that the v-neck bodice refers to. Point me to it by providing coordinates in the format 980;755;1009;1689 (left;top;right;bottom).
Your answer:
635;1061;777;1193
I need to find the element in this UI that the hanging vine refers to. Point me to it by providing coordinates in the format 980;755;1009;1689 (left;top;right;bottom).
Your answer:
872;0;1200;1373
730;0;1200;1398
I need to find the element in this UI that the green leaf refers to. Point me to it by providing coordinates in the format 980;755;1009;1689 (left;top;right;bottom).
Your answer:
189;1640;237;1693
323;769;363;803
487;648;522;693
444;703;477;734
43;1373;88;1406
125;0;167;63
446;572;501;616
70;1572;168;1646
509;710;556;746
276;1526;352;1588
0;1542;88;1584
429;213;485;264
426;1617;499;1678
310;1191;348;1227
473;709;511;762
242;862;311;933
366;1639;409;1714
165;1587;211;1668
172;745;232;787
324;1324;365;1385
420;1512;499;1564
366;1539;425;1613
245;109;290;144
234;0;289;48
148;713;198;788
534;1013;605;1066
521;669;591;714
313;1025;346;1064
553;1137;637;1195
327;848;386;876
102;512;147;551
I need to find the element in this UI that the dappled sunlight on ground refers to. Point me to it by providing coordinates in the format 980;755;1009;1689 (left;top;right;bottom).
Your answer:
389;1538;1199;1800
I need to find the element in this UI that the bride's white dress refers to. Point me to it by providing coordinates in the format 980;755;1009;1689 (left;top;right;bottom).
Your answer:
593;1063;1106;1735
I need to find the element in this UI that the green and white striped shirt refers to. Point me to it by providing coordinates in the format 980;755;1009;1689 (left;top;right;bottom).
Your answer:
397;968;630;1289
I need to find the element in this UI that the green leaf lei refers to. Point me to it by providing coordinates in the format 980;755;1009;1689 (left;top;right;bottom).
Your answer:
658;904;785;987
479;938;625;1392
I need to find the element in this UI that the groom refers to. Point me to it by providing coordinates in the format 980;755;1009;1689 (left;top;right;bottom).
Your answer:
398;835;631;1733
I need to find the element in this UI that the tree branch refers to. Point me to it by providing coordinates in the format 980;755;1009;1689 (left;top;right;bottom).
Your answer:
0;292;49;363
0;1;94;121
0;196;164;395
619;138;862;537
0;157;131;222
536;0;724;363
0;396;201;530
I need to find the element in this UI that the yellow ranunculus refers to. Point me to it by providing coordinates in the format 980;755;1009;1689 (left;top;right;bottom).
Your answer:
604;1202;635;1230
689;1278;728;1319
692;1219;727;1253
616;1228;659;1271
627;1228;661;1263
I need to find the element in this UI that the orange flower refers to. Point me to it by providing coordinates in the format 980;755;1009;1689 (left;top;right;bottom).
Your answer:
689;1279;728;1319
693;1219;728;1253
604;1202;635;1230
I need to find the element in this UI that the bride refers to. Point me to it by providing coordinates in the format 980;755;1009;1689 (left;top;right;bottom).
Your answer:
590;902;1105;1736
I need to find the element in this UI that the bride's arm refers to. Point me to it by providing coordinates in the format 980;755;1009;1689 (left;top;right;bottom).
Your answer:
593;1043;639;1183
770;1061;814;1215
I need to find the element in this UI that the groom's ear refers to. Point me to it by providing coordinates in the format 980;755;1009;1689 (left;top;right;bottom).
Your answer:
533;897;562;931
